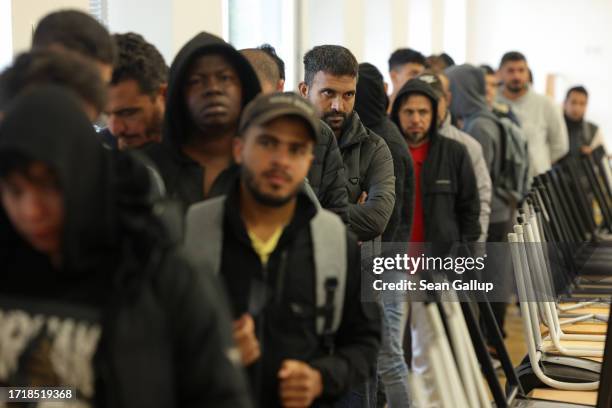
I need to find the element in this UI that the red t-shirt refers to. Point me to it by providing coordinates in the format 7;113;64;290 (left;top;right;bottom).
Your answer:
409;142;430;242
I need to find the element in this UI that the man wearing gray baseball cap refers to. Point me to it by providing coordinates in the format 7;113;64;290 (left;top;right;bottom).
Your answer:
185;92;381;408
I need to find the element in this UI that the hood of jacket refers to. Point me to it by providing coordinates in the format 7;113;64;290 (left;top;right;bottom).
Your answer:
163;32;261;147
355;63;388;129
390;78;440;143
445;64;489;120
0;85;119;275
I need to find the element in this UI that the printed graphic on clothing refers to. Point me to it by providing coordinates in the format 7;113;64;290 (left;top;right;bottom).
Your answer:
0;300;101;408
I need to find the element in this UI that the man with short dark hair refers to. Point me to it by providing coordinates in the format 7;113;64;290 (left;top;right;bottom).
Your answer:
185;92;380;408
259;44;286;91
241;46;350;223
563;85;604;156
0;49;107;122
103;32;168;150
388;48;427;110
480;64;520;125
496;51;568;176
32;9;116;83
300;45;395;242
143;32;261;211
240;47;281;94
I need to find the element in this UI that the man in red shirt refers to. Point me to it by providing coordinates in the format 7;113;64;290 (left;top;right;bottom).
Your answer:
390;78;480;245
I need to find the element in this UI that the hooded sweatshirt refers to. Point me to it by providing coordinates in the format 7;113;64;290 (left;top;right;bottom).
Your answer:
446;64;510;224
143;32;261;210
390;79;481;243
355;62;414;242
0;86;251;408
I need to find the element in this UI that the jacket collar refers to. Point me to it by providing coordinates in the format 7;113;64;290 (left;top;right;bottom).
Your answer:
338;112;369;149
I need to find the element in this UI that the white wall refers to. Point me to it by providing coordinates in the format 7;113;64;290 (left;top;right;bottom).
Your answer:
466;0;612;149
107;0;224;66
0;0;12;70
9;0;89;56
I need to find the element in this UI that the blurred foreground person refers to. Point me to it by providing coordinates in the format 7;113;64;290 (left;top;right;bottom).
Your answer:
0;86;251;408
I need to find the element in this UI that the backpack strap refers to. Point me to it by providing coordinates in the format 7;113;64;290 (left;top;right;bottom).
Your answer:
184;196;226;276
311;209;347;338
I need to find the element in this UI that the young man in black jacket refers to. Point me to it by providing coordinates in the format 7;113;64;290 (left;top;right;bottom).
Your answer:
299;45;395;242
0;86;250;407
185;92;380;407
241;46;349;223
143;32;261;211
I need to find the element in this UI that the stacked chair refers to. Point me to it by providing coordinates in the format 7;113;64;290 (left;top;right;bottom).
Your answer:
408;149;612;407
507;147;612;405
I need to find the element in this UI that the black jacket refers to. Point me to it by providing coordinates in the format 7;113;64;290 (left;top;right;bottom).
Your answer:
337;113;395;241
142;32;261;211
391;79;481;243
217;182;381;407
308;121;350;224
0;86;251;408
356;62;414;242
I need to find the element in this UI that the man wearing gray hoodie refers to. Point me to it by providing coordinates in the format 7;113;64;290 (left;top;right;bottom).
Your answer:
445;63;513;336
445;64;511;239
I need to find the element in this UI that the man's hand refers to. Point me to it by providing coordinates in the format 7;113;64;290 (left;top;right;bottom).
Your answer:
357;191;368;205
278;360;323;408
581;145;593;155
233;314;260;366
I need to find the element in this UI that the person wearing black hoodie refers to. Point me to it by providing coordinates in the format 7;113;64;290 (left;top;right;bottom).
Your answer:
0;86;251;408
355;62;414;243
355;63;414;408
390;78;480;244
143;32;261;211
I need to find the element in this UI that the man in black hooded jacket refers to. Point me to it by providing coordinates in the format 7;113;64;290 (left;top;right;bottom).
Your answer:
143;32;261;211
355;62;414;243
390;78;480;244
0;86;251;408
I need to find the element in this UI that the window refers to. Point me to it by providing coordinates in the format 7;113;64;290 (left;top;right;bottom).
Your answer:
89;0;108;26
227;0;297;89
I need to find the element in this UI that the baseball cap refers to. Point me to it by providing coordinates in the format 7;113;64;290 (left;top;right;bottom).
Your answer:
238;92;321;142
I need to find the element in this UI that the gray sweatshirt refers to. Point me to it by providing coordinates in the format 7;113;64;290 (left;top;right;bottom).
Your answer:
440;114;492;241
497;86;568;177
446;64;512;224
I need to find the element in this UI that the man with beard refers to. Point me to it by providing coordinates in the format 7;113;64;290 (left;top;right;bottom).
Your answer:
299;45;395;242
390;78;480;245
184;92;380;408
496;51;568;177
241;46;349;223
102;33;168;150
143;32;261;211
563;85;605;156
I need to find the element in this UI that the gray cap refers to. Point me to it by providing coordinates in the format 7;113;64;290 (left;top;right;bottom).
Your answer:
239;92;321;142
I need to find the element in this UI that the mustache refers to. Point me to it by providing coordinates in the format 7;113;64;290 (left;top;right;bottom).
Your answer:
323;111;348;121
262;168;292;182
